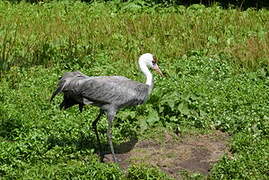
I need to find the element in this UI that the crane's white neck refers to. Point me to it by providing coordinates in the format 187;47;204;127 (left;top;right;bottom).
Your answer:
139;60;153;92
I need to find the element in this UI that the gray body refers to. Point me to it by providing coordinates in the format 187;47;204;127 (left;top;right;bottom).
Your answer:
51;71;150;112
51;71;151;162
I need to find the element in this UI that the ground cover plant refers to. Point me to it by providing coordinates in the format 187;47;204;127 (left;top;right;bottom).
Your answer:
0;0;269;179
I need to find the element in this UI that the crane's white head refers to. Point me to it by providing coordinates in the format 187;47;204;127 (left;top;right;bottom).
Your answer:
138;53;163;76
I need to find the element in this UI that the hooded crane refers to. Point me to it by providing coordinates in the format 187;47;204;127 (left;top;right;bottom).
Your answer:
50;53;163;162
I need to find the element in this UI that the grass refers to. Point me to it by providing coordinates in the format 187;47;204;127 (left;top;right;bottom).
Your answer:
0;1;269;179
1;1;269;73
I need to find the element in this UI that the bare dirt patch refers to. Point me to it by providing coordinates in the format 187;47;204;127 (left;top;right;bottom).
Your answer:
104;130;230;179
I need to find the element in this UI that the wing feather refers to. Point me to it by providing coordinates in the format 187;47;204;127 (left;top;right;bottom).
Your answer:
80;78;149;107
51;71;150;110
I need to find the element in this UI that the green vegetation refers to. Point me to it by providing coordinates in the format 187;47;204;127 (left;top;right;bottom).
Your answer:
1;0;269;72
0;1;269;179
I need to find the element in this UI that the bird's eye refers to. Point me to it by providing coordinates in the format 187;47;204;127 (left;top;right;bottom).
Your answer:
152;56;157;65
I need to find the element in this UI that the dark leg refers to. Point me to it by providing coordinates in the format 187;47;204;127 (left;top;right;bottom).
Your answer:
79;103;84;113
92;110;104;159
107;110;117;162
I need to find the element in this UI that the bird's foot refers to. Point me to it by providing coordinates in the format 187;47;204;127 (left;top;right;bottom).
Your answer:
103;154;121;163
113;156;121;163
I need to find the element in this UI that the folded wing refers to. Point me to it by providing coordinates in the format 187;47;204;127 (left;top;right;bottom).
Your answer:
51;72;149;111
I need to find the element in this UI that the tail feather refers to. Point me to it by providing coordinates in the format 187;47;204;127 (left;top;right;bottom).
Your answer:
50;80;66;102
59;95;76;109
59;95;84;112
50;71;88;111
50;71;81;102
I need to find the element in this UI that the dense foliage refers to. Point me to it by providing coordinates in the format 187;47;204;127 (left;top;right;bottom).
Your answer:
0;1;269;179
1;0;269;74
8;0;269;9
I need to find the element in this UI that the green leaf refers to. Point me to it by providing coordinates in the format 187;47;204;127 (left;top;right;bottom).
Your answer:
146;107;160;126
178;102;190;116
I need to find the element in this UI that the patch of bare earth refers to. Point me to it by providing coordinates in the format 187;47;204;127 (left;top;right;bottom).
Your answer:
104;131;230;179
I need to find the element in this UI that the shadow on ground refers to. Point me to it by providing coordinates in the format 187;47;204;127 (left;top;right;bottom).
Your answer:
104;130;230;179
47;130;139;156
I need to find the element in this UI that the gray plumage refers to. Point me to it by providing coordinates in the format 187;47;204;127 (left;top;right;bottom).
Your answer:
50;71;150;112
50;53;163;162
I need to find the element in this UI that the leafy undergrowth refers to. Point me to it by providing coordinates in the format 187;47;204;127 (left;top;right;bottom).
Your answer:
1;1;269;179
1;52;269;179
